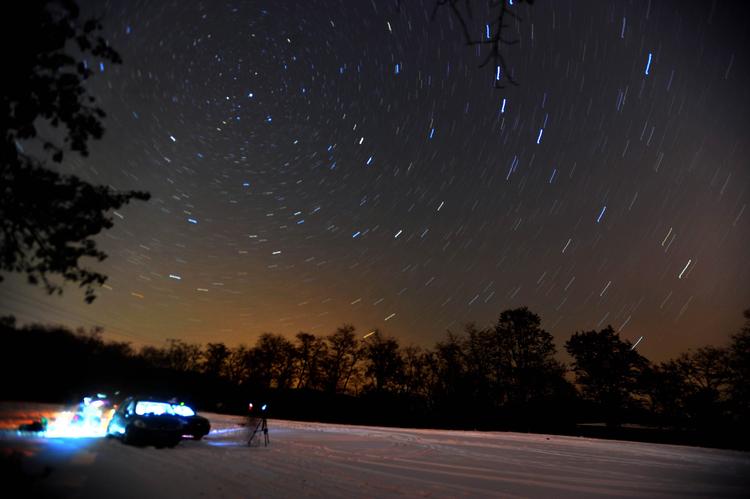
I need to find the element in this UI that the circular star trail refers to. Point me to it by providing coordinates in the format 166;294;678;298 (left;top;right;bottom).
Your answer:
2;0;748;361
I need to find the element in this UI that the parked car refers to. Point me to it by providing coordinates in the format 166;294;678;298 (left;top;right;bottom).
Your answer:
106;397;185;447
172;403;210;440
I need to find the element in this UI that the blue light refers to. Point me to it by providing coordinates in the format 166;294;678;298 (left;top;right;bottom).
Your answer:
536;128;544;144
188;218;198;224
429;128;435;139
135;401;174;416
501;98;507;114
645;52;652;75
395;63;400;75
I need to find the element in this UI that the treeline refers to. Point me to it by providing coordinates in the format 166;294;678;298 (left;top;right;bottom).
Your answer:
1;308;748;449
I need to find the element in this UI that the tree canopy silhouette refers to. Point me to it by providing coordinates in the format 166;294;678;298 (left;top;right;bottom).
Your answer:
430;0;535;88
565;326;649;426
490;307;564;404
727;308;750;421
1;0;149;303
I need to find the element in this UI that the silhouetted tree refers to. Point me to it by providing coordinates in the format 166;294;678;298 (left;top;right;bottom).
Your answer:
321;324;361;394
402;0;535;88
1;0;149;303
202;342;230;378
645;343;735;431
727;308;750;423
565;326;649;427
248;333;297;390
668;347;729;428
162;338;203;372
294;332;327;390
361;330;404;393
225;345;250;385
429;332;472;416
401;345;434;400
458;323;497;406
490;307;564;405
139;344;169;369
642;362;690;428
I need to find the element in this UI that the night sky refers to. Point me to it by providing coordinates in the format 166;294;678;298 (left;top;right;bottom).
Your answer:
2;0;749;361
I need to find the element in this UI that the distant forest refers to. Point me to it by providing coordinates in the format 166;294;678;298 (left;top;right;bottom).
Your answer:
2;307;748;450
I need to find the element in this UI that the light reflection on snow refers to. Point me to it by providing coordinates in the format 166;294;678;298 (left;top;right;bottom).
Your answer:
205;440;244;447
43;409;112;438
208;427;244;436
40;396;114;439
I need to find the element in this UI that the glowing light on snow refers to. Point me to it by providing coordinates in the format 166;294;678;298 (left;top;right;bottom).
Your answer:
42;397;114;438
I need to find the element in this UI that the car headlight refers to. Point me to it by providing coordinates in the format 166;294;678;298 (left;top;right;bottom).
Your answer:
133;420;146;428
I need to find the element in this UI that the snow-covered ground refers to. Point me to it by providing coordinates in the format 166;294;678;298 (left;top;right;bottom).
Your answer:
1;402;748;498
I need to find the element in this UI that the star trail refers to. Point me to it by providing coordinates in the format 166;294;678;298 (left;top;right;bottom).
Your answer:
2;0;748;361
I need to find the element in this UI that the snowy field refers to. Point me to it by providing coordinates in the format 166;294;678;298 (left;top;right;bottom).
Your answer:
1;402;749;498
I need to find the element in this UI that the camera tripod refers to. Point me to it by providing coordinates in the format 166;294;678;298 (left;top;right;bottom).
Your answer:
247;415;269;447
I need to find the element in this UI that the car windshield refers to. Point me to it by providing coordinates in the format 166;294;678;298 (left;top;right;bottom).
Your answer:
171;404;196;417
134;401;175;416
